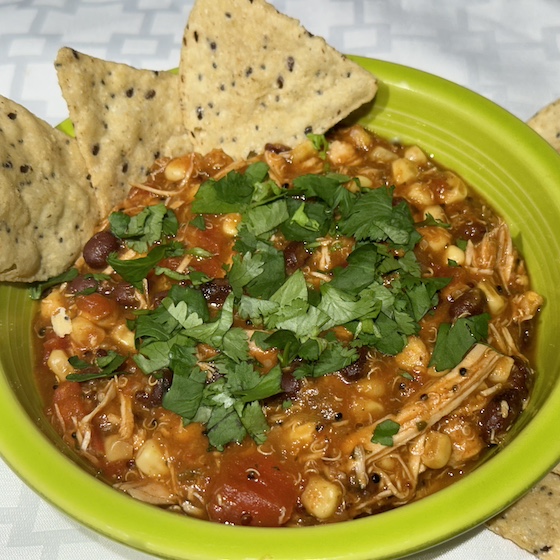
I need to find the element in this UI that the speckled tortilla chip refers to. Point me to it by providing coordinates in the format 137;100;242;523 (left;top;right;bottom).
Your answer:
488;472;560;559
55;48;192;216
528;99;560;152
0;95;99;282
179;0;377;160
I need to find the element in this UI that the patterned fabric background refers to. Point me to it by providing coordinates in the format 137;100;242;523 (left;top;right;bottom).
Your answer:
0;1;559;558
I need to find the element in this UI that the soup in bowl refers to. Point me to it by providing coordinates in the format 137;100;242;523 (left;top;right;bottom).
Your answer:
1;57;560;559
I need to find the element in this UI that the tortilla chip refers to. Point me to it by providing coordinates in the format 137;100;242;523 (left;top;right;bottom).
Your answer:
488;472;560;558
528;99;560;153
179;0;377;160
55;48;192;216
0;95;99;282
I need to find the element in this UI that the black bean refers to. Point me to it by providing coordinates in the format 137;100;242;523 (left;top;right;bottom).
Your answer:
264;143;291;154
66;275;98;294
200;278;232;308
112;282;137;307
449;288;486;320
281;369;300;397
283;241;309;275
339;347;369;382
508;357;533;400
454;219;487;244
149;369;174;406
150;291;169;309
479;389;524;445
83;231;120;269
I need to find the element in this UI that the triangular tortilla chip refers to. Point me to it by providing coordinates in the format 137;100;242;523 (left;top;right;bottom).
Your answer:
528;98;560;153
55;48;193;216
179;0;377;160
488;472;560;559
0;95;99;282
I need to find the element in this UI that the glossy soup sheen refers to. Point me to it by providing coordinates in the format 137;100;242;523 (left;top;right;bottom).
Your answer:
33;125;541;527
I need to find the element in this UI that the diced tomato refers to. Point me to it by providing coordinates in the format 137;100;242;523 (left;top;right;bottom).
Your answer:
206;445;299;526
52;381;104;455
43;332;71;358
52;381;89;425
183;215;235;279
75;292;118;321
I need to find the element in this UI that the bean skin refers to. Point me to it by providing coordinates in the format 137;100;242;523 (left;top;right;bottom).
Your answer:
284;241;309;275
200;278;232;308
453;219;487;244
264;143;291;154
508;357;533;401
281;369;300;397
479;389;524;445
66;275;98;294
449;288;487;320
479;356;533;445
111;282;138;307
339;347;369;382
83;231;120;269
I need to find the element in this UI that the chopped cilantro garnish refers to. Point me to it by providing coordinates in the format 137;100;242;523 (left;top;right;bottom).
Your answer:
58;160;455;452
338;186;421;250
109;203;178;253
107;241;185;291
429;313;490;371
29;267;79;300
67;351;127;382
307;133;329;160
371;419;400;446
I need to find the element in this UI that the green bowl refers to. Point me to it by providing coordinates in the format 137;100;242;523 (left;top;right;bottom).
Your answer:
1;56;560;560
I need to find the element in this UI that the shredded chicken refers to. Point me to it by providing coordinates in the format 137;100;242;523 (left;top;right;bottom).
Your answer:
341;345;505;459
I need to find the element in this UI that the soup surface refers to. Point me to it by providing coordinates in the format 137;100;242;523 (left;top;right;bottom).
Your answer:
34;125;541;526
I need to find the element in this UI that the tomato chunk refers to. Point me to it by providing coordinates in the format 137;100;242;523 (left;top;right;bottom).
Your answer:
52;381;89;425
206;446;298;526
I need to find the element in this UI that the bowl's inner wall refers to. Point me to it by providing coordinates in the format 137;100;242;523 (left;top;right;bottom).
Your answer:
0;57;560;560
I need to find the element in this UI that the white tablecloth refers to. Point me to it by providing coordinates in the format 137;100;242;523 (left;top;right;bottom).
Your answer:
1;1;558;558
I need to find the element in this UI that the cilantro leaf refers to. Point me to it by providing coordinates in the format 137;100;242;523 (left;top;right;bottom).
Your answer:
186;293;235;347
227;362;283;403
429;313;490;371
134;332;193;374
338;186;421;249
205;405;247;451
318;283;376;331
238;401;270;445
243;199;289;237
66;351;127;382
237;296;279;325
371;419;400;446
163;345;206;420
227;252;265;297
29;267;79;300
191;162;269;214
107;242;185;291
109;204;178;253
243;242;286;298
307;133;329;159
221;328;250;362
280;198;332;242
329;244;381;296
292;173;354;215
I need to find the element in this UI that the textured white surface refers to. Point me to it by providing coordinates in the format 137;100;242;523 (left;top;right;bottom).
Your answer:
1;0;558;558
